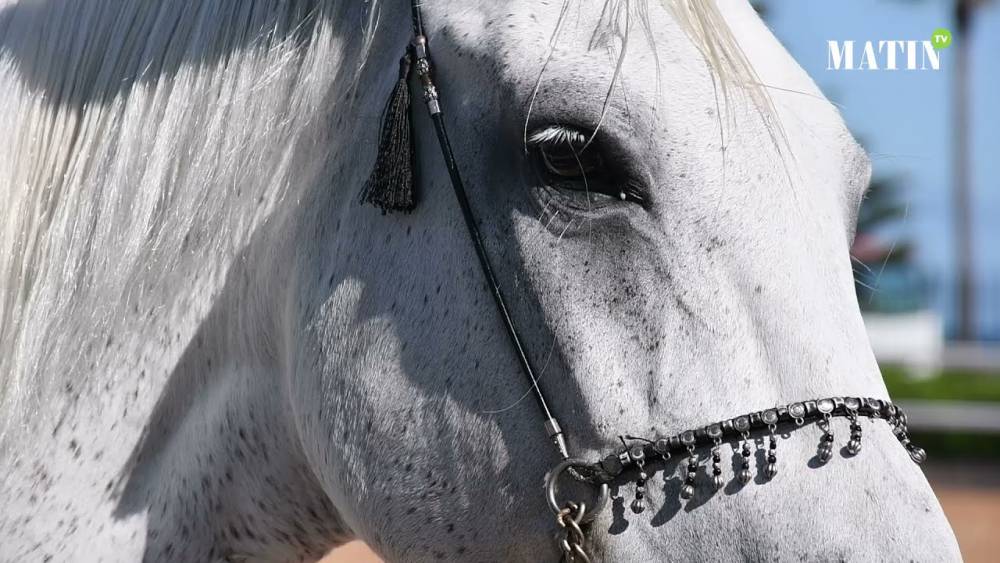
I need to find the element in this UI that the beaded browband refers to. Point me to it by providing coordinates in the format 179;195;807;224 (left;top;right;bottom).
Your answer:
548;396;926;518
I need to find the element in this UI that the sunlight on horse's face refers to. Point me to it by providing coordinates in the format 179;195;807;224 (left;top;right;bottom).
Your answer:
292;1;958;561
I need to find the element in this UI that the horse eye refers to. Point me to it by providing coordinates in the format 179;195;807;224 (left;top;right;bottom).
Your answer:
527;125;644;206
537;138;602;179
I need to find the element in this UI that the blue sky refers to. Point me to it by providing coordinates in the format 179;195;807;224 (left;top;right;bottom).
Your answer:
766;0;1000;338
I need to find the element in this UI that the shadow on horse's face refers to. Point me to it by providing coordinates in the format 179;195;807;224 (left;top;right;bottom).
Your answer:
287;1;958;561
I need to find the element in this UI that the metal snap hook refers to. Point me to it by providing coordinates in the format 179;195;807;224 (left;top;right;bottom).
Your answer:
545;458;610;523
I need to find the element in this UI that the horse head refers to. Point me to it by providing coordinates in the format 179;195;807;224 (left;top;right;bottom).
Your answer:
0;1;960;561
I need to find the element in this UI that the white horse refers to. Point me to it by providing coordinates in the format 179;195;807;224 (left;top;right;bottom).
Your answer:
0;0;960;561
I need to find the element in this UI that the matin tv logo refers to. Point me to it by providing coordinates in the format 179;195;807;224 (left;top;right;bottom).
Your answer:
827;28;952;71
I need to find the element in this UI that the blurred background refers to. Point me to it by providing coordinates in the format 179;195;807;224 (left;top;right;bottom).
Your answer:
762;1;1000;561
325;1;1000;560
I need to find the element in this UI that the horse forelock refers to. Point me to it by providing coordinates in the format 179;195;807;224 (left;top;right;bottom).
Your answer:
587;0;788;158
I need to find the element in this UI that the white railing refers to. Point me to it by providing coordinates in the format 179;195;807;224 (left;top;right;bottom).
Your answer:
898;400;1000;433
864;311;944;378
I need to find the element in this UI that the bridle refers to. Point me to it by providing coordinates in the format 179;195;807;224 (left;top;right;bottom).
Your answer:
360;3;928;561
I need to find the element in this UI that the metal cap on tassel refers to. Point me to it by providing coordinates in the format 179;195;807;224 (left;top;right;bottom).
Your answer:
360;50;417;213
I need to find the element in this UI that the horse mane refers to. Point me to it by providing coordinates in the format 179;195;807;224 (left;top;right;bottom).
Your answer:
0;0;381;436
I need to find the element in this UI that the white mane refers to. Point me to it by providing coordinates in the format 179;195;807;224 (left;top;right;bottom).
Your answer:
0;1;379;437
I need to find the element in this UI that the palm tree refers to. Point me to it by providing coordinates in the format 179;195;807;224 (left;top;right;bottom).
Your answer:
952;0;983;340
851;175;916;311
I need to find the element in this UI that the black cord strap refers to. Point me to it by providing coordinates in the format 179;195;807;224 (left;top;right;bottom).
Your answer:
408;3;568;459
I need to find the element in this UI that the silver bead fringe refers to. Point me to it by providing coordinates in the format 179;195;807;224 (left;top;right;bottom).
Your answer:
594;397;924;514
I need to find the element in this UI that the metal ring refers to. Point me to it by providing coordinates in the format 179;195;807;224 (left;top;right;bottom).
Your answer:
546;458;610;522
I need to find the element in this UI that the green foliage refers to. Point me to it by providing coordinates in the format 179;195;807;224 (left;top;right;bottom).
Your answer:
882;365;1000;402
882;365;1000;458
909;431;1000;460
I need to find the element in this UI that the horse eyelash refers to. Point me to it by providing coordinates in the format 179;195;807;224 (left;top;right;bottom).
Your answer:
623;179;646;203
527;125;589;148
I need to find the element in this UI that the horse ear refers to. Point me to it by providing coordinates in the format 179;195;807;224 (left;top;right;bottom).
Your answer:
360;50;417;213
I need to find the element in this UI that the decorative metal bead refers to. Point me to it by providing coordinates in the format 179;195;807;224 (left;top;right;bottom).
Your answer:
631;482;646;513
847;418;863;456
734;416;751;434
737;434;752;484
892;420;926;464
632;460;648;513
765;432;777;480
680;452;698;500
817;442;833;463
654;439;671;457
678;433;698;502
789;402;806;425
710;447;723;490
680;483;695;500
762;409;779;425
817;398;835;414
817;415;834;464
847;439;862;455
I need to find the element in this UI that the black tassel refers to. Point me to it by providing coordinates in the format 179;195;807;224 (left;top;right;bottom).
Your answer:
360;51;416;213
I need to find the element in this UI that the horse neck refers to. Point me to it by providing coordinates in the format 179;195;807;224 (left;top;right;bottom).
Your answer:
0;1;379;558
